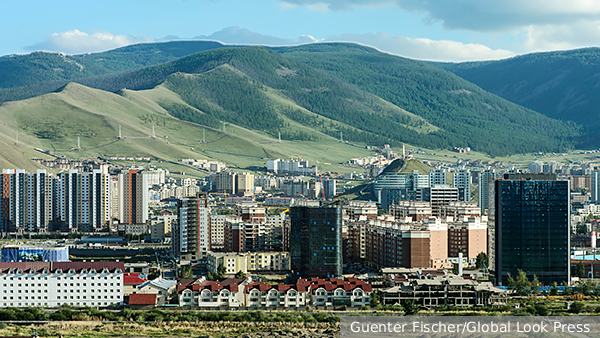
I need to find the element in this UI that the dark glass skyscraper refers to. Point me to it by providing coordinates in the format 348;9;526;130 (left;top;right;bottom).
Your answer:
290;205;342;278
495;174;570;285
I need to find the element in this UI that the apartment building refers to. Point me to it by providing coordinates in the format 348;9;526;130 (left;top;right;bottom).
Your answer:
0;169;112;233
0;261;124;308
173;193;211;259
207;251;290;275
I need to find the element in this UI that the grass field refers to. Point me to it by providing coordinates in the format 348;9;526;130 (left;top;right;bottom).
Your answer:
0;83;372;173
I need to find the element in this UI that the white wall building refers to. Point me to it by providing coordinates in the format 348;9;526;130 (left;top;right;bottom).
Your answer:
0;262;124;308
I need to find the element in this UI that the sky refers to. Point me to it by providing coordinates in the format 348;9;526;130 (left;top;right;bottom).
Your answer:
2;0;600;62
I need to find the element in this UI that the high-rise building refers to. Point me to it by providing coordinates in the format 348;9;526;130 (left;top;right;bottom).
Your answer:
528;161;544;173
374;170;430;209
290;205;342;278
429;168;447;186
212;171;236;194
453;168;471;202
118;169;148;225
494;174;570;285
1;169;111;233
418;185;459;217
54;169;112;232
0;169;50;233
236;172;254;196
478;168;495;214
175;193;211;259
592;170;600;202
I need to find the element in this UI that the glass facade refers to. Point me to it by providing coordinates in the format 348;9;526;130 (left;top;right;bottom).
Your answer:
290;206;342;278
495;179;570;285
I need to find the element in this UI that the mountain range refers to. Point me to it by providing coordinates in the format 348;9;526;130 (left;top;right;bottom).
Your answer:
0;41;597;171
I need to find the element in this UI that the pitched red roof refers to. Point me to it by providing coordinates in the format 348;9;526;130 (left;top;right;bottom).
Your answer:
129;293;157;305
178;278;243;294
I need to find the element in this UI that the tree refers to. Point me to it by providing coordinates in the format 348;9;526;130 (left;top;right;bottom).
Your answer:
401;299;418;316
216;263;226;280
531;275;540;295
452;264;460;275
475;252;489;270
507;270;531;296
370;292;380;308
576;262;586;278
235;270;246;279
179;265;193;279
534;304;549;316
570;302;585;314
550;282;559;296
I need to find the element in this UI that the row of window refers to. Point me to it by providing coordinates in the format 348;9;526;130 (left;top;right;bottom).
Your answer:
2;295;121;300
2;282;120;287
0;301;116;307
2;276;119;280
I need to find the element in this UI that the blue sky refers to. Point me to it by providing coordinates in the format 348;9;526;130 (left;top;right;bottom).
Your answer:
3;0;600;61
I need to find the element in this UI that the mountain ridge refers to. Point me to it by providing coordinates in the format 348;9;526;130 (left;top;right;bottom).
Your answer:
0;42;586;161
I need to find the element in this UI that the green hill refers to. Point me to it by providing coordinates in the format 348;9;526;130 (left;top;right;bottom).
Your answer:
430;48;600;143
0;42;586;160
277;44;582;155
0;82;372;173
0;41;225;103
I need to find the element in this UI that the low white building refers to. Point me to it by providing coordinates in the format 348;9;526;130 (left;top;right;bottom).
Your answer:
136;277;177;305
0;262;124;308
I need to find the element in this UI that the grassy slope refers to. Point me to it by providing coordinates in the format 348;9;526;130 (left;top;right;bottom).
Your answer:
400;159;432;174
0;82;371;173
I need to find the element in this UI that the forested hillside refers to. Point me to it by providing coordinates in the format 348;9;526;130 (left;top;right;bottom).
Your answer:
0;42;586;156
0;41;225;103
431;48;600;131
277;44;581;155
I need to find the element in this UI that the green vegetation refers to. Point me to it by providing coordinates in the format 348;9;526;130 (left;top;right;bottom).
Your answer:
476;252;489;269
279;43;581;156
0;41;225;99
431;47;600;136
0;42;585;159
506;270;540;296
0;307;339;323
207;263;226;281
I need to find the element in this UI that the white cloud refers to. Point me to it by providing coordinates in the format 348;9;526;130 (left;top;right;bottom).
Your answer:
324;32;514;61
194;26;322;46
25;30;153;54
519;20;600;52
279;0;600;31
